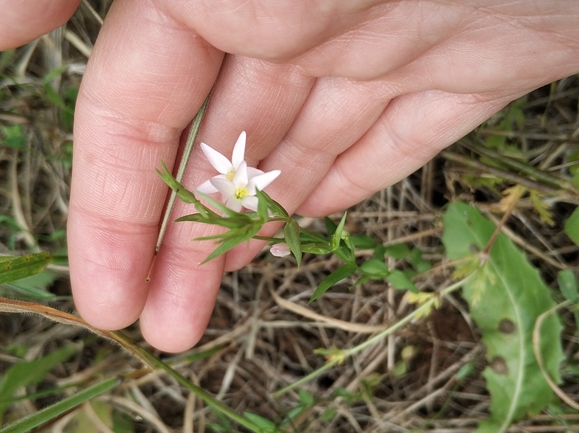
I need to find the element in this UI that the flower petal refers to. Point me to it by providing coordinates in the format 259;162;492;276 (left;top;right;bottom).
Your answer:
232;161;249;187
200;143;233;174
225;196;243;212
210;177;236;197
270;243;291;257
246;166;264;179
196;178;219;194
241;195;259;211
247;170;281;194
231;131;246;169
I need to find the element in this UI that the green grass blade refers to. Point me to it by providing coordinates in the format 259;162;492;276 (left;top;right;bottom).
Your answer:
0;377;121;433
0;253;52;285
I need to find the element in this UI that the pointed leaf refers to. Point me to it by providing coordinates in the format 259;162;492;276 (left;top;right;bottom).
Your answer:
156;161;198;204
330;213;348;251
256;190;288;218
177;213;251;229
284;220;302;266
202;223;262;263
195;191;241;218
310;263;357;303
387;270;418;293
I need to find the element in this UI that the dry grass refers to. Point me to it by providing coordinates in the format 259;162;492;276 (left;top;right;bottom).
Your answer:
1;2;579;432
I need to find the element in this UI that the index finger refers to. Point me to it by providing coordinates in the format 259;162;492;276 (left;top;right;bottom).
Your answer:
68;0;222;333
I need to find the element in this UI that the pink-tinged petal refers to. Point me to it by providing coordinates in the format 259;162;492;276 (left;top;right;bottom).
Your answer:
200;143;233;174
241;195;259;211
247;170;281;194
246;166;264;179
196;178;219;194
231;131;246;169
210;177;236;197
225;196;243;212
232;161;249;187
270;243;291;257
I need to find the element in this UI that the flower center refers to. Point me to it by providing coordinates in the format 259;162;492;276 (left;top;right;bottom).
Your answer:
235;186;248;200
226;169;236;180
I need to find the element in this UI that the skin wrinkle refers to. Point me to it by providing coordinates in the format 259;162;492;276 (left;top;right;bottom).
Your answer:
163;1;377;60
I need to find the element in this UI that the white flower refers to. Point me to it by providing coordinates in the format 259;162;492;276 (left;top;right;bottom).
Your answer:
209;161;280;212
197;131;263;194
270;243;291;257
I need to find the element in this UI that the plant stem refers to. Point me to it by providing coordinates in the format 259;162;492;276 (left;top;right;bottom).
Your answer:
274;277;468;397
154;94;212;256
147;94;211;282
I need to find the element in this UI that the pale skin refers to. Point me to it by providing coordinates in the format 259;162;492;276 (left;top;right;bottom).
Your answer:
2;0;578;352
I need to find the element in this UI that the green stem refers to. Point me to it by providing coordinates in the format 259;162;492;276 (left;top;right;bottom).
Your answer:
459;139;576;193
441;151;561;195
274;277;468;398
111;331;265;432
155;94;212;254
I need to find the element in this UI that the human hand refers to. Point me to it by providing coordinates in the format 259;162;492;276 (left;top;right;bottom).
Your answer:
0;0;80;51
4;1;578;352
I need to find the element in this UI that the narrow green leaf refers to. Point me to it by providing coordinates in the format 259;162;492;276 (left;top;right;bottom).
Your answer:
558;270;578;303
3;270;59;300
0;345;78;421
564;206;579;245
299;229;328;244
387;270;418;293
195;191;241;218
324;217;337;236
300;243;332;255
284;220;302;266
442;202;563;433
177;213;250;229
330;213;348;251
156;162;198;204
0;253;52;285
242;413;277;432
0;377;121;433
256;190;288;218
202;224;262;263
310;263;357;303
256;190;269;222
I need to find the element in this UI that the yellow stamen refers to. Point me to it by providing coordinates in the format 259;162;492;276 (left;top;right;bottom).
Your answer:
235;187;248;200
226;169;236;180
